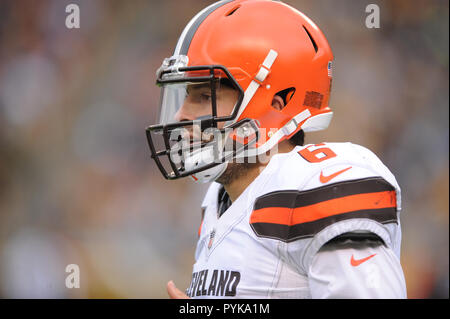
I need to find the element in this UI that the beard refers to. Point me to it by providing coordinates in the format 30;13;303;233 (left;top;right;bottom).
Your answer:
215;159;261;186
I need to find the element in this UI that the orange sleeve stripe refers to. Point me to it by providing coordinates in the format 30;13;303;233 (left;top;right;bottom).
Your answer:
250;190;396;226
198;219;203;237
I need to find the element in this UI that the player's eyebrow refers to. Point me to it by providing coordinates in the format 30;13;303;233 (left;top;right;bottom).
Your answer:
186;82;210;94
186;79;236;95
187;83;210;90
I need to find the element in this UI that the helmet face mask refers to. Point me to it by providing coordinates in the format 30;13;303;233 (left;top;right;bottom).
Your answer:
146;58;260;180
146;0;334;182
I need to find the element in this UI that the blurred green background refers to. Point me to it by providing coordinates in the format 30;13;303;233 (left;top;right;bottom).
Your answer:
0;0;448;298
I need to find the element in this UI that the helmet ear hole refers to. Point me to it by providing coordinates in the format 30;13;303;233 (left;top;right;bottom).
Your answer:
273;87;296;111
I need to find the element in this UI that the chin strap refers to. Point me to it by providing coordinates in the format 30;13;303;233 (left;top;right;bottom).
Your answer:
230;49;278;124
190;162;228;183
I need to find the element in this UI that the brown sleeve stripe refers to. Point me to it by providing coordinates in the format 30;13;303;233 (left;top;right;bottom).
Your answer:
250;177;398;242
251;190;396;225
253;177;395;210
250;207;397;242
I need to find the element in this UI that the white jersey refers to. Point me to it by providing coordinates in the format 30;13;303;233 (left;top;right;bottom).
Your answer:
186;142;406;298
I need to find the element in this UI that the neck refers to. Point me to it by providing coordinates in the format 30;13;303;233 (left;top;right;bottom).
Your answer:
222;140;296;202
224;163;262;202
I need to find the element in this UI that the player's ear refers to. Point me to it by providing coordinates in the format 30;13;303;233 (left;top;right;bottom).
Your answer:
271;95;285;111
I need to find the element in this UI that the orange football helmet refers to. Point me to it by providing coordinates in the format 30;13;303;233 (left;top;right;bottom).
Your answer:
146;0;334;182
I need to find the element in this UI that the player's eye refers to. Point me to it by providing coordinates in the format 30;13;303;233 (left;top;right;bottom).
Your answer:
200;93;211;102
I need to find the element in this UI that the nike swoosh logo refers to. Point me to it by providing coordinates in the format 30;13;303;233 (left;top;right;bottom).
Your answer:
350;253;377;267
319;166;352;183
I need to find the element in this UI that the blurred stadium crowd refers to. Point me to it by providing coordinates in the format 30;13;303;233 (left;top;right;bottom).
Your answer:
0;0;448;298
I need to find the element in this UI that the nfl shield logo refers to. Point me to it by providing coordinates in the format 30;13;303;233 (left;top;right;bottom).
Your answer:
208;229;216;249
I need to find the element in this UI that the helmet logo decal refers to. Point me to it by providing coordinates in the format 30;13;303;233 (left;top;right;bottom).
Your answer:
303;91;324;109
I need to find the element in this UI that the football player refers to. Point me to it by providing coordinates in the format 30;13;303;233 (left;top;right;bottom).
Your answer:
146;0;407;298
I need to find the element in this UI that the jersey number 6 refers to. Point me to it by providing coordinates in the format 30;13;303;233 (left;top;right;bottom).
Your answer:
298;143;337;163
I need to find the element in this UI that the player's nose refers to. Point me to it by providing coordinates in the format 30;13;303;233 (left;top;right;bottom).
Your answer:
174;103;196;122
